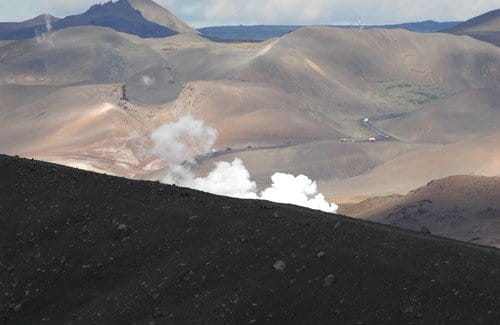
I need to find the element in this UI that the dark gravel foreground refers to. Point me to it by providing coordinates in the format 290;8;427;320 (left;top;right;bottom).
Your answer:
1;154;500;324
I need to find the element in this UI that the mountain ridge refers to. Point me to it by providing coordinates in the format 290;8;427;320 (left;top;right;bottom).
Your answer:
0;0;197;40
440;8;500;46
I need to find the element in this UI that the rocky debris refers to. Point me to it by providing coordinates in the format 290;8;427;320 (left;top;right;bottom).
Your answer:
273;260;286;272
421;226;431;234
323;275;336;287
261;203;274;210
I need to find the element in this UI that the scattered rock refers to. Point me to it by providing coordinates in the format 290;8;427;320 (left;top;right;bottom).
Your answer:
273;260;286;272
421;226;431;234
323;275;336;287
152;310;166;319
261;203;273;210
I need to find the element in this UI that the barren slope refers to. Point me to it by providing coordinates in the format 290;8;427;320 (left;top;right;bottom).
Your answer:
180;26;500;145
374;88;500;143
441;9;500;46
321;132;500;199
128;0;197;34
1;25;499;199
2;155;500;324
0;83;177;178
342;176;500;248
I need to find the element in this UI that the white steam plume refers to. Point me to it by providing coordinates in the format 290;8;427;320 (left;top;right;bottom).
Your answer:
44;14;53;33
187;159;259;200
35;15;55;47
152;115;338;213
260;173;338;212
151;114;217;165
142;75;154;87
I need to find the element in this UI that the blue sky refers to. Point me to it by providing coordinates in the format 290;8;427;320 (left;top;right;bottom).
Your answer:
0;0;498;27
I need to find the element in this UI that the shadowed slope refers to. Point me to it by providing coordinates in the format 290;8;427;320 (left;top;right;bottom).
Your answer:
0;0;178;40
441;9;500;46
1;154;500;323
342;176;500;247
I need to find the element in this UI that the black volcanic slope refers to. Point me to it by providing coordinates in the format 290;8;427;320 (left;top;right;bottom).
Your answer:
0;0;177;40
1;154;500;324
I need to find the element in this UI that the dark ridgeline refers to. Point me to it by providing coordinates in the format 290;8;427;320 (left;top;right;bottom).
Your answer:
0;0;178;40
440;9;500;46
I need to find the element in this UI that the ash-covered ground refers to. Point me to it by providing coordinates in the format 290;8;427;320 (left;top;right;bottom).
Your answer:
1;154;500;324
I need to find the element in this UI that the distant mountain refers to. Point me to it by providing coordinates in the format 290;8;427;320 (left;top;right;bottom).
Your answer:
0;0;179;40
128;0;197;34
199;25;301;42
370;20;461;33
0;14;59;32
199;21;461;42
342;175;500;248
441;9;500;46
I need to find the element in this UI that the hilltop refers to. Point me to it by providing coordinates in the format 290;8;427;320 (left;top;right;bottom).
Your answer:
341;175;500;247
441;9;500;46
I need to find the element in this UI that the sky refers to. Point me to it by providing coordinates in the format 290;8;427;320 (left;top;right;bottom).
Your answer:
0;0;498;27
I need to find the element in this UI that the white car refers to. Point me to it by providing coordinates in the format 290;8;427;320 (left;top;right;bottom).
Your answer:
364;118;370;122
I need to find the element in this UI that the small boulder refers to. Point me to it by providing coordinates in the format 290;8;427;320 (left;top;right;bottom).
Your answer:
273;260;286;272
317;251;326;258
323;275;335;287
421;226;431;234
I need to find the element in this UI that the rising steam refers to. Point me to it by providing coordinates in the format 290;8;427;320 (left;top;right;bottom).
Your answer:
35;14;55;47
151;115;217;165
141;75;154;87
151;115;338;213
44;14;53;33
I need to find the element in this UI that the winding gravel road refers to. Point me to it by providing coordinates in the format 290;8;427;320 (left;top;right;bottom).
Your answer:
359;112;406;141
188;112;406;166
